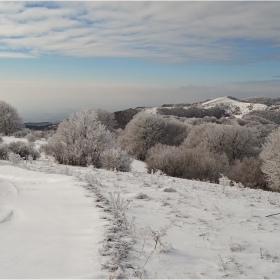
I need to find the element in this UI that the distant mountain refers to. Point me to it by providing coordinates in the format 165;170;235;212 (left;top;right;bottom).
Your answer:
24;122;59;131
24;122;53;126
113;96;280;128
243;96;280;106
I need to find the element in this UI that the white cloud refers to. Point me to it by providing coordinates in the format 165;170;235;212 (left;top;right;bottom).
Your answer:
0;52;35;58
0;2;280;63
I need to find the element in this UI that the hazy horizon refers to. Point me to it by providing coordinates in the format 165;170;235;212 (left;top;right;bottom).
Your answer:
1;2;280;122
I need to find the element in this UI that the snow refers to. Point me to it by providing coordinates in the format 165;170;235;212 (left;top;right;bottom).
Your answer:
143;107;158;114
201;96;268;117
86;168;280;279
0;165;107;278
2;136;28;144
1;143;280;278
131;159;147;173
2;136;47;150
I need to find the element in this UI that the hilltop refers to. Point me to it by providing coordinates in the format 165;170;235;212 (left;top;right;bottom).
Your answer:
113;96;280;128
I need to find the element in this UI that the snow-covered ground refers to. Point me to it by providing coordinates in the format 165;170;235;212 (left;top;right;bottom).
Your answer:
2;135;47;150
201;96;268;118
0;139;280;278
143;107;158;115
131;159;147;173
0;165;107;278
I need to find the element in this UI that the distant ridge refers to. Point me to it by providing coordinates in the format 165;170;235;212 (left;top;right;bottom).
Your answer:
113;95;279;128
24;122;59;131
24;122;53;126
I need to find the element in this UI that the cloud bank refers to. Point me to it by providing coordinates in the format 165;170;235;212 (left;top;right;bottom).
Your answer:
1;2;280;64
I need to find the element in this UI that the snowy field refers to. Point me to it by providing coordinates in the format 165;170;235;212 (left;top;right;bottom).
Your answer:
1;136;280;278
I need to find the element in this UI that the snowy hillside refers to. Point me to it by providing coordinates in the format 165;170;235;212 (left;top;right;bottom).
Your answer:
1;150;280;278
116;96;269;123
201;96;267;118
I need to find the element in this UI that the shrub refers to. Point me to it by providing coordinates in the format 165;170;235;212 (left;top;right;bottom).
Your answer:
14;129;31;138
0;101;24;135
117;112;188;160
146;144;185;178
146;144;229;183
164;119;190;146
227;157;268;190
44;109;115;167
8;141;40;160
8;152;23;165
0;144;9;160
95;108;117;132
27;133;37;142
183;123;260;164
101;147;132;172
260;128;280;191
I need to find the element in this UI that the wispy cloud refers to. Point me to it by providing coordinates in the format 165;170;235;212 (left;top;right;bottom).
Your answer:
0;2;280;63
0;52;35;58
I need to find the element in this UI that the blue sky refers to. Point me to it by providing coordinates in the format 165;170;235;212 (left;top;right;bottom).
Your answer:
0;1;280;122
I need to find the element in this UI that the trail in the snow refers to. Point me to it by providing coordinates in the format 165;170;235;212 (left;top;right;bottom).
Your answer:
0;165;107;279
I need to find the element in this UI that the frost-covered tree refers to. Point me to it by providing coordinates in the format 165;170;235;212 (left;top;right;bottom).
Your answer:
44;109;115;167
164;118;190;146
260;128;280;191
95;108;117;132
0;101;24;135
117;112;188;160
117;112;167;160
183;123;260;163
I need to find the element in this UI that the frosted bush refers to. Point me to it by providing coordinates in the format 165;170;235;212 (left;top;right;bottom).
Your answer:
260;128;280;191
146;143;229;183
14;128;31;138
0;144;9;160
8;152;23;165
101;147;132;172
117;112;188;160
44;109;115;167
183;123;260;163
27;133;36;142
227;157;267;190
8;141;40;160
219;174;231;187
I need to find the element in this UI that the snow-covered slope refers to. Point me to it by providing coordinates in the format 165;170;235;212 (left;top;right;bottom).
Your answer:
1;157;279;279
201;96;268;117
122;96;269;120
